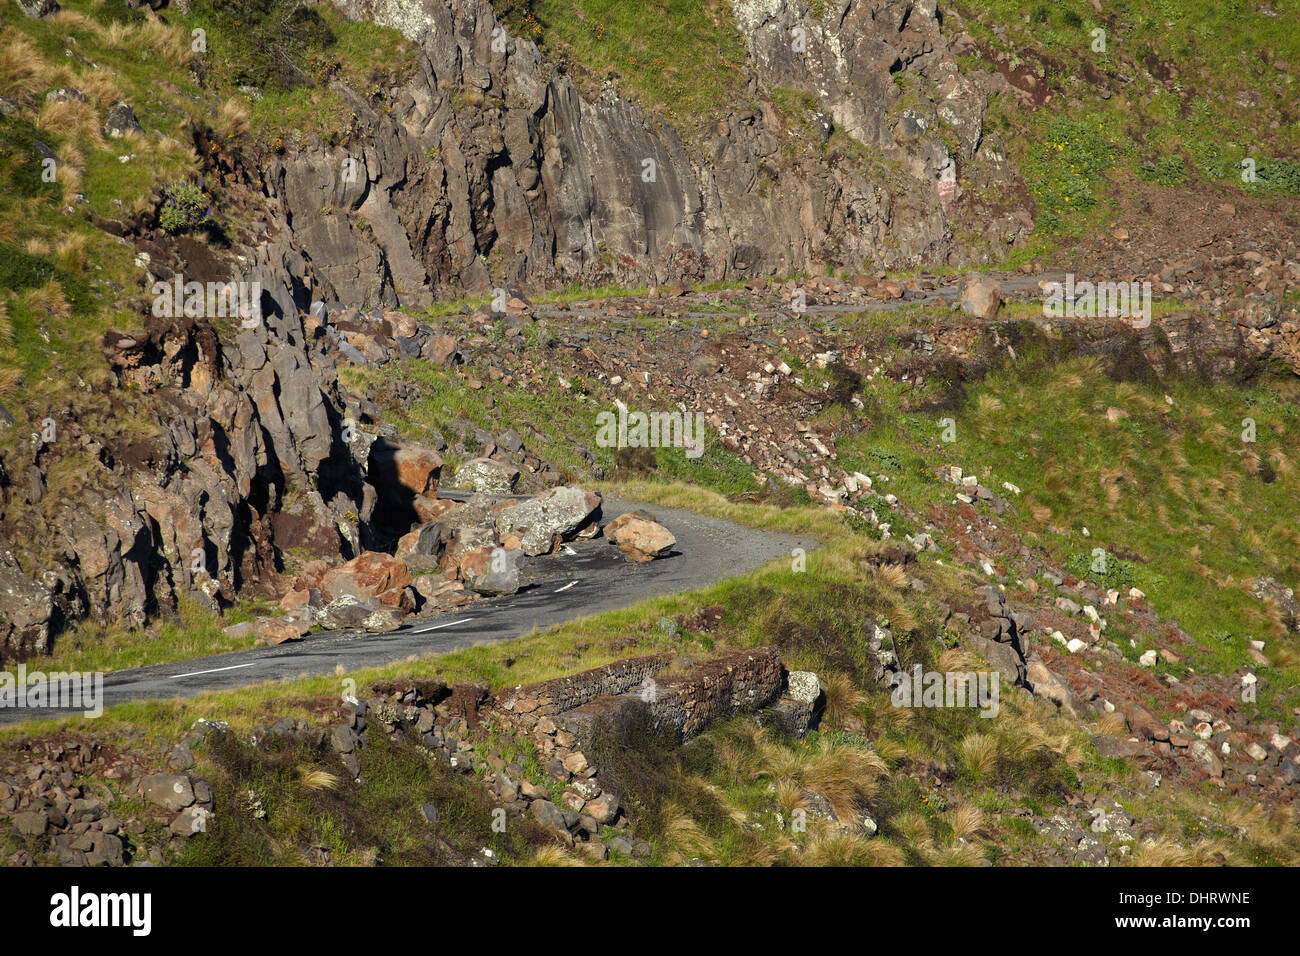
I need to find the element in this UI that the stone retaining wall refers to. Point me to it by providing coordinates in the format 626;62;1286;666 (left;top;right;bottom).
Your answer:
500;654;674;717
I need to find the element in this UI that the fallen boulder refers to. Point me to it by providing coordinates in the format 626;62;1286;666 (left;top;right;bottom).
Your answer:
459;546;522;595
959;274;1002;320
495;486;601;555
452;457;519;494
604;512;676;562
320;551;412;602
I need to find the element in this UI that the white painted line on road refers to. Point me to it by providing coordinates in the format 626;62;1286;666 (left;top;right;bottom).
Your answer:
553;580;578;594
407;618;473;634
170;662;258;679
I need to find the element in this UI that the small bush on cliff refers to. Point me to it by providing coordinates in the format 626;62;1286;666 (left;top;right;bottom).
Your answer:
158;180;211;234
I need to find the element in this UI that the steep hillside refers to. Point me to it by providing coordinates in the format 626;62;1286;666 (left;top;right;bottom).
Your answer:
0;0;1298;871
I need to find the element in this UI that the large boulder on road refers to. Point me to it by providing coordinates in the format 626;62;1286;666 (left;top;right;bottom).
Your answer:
604;512;676;562
458;546;521;595
320;552;412;602
495;487;601;555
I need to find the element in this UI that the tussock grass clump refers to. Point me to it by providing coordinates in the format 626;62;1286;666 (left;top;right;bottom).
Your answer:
180;727;552;866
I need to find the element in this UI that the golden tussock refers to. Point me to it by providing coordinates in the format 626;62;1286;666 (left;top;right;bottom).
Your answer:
1129;837;1226;867
938;646;982;673
1098;465;1128;509
216;97;252;140
1096;709;1130;737
960;732;998;777
56;232;88;275
947;803;986;841
820;670;865;728
891;809;931;847
75;71;126;110
0;366;20;400
296;768;340;792
139;18;189;69
103;20;135;50
38;98;105;146
873;562;909;590
529;845;584;867
803;832;904;866
0;29;50;102
929;842;987;867
659;803;715;863
23;281;70;322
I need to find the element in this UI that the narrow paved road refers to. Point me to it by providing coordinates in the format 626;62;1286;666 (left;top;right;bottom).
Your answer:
0;497;813;725
531;270;1069;324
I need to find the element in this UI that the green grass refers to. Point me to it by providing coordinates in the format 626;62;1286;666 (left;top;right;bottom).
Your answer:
34;598;261;675
177;723;551;865
965;0;1300;243
493;0;748;122
837;338;1300;712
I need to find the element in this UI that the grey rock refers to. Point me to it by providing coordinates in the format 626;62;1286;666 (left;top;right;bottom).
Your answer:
20;0;60;18
530;799;568;832
452;457;520;494
12;810;48;837
494;486;600;555
140;773;195;812
103;101;143;138
45;87;87;104
169;806;211;837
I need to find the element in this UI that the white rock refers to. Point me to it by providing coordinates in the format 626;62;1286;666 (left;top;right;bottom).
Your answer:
1066;638;1087;654
1138;649;1158;667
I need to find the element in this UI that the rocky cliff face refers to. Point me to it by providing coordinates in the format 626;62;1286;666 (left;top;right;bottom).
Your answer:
0;272;374;657
262;0;1028;308
0;0;1032;653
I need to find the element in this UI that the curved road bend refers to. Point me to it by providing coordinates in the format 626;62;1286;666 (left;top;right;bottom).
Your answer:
1;496;815;724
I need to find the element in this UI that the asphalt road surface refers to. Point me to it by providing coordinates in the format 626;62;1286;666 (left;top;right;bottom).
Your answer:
0;496;813;725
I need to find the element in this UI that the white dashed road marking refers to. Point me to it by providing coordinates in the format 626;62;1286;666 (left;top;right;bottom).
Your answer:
406;618;474;634
170;662;258;679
